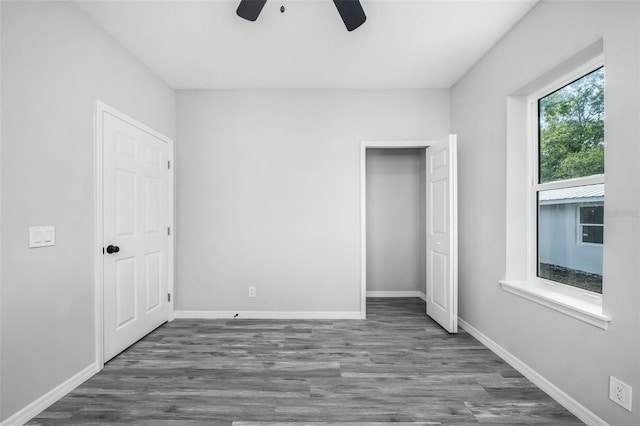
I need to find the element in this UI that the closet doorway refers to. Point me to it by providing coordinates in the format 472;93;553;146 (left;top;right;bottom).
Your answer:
360;137;458;332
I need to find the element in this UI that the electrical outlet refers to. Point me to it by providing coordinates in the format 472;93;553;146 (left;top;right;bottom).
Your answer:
248;286;256;298
609;376;633;411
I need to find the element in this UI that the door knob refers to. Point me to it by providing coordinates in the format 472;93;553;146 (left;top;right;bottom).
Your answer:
106;245;120;254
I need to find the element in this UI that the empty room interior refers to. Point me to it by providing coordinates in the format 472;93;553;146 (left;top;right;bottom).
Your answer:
1;0;639;425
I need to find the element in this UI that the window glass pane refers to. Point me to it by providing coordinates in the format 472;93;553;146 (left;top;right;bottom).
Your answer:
538;67;604;183
580;205;604;224
538;184;603;293
581;225;603;244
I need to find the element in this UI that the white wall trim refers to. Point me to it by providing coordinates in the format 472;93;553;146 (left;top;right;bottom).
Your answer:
360;140;434;320
366;290;427;301
94;101;175;369
458;317;609;426
93;101;105;370
499;280;610;330
174;311;362;320
167;124;175;322
0;363;99;426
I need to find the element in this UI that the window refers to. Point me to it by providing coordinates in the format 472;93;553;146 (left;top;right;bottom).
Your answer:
579;205;604;245
500;47;610;328
532;66;604;295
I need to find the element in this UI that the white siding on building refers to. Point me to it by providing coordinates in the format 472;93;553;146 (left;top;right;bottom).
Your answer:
539;198;604;275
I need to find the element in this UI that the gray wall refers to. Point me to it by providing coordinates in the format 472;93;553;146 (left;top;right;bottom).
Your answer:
366;148;426;293
0;1;175;421
451;1;639;425
175;90;449;312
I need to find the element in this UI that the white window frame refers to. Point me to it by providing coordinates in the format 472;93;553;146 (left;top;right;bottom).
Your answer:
500;43;610;330
527;56;605;302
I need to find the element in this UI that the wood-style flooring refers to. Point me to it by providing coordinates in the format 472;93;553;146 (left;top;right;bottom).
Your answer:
29;298;582;425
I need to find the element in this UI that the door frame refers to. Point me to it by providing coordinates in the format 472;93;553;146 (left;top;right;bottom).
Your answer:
360;140;434;319
94;101;175;369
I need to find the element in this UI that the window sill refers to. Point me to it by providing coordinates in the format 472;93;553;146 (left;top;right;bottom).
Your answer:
498;280;611;330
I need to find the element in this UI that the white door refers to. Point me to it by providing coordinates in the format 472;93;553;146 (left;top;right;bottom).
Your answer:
426;135;458;333
103;111;171;362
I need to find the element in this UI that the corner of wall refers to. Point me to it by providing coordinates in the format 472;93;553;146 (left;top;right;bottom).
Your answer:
0;363;99;426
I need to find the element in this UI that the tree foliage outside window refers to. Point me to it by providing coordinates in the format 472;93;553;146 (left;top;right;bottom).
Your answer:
538;67;604;183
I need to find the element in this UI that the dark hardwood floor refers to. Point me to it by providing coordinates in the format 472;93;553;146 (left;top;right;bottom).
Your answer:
29;298;582;425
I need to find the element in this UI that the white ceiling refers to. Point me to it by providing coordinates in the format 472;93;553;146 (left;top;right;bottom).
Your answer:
74;0;538;89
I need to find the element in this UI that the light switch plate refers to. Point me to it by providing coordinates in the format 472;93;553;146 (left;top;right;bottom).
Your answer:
29;226;55;248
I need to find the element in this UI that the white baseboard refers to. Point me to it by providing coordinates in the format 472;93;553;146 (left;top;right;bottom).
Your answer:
1;362;99;426
367;290;427;301
174;310;362;320
458;318;609;426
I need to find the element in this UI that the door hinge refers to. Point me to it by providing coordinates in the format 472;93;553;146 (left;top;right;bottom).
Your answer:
168;160;171;170
167;227;171;236
168;293;171;302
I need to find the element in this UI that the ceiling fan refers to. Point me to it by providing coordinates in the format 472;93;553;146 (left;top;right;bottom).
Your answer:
236;0;367;32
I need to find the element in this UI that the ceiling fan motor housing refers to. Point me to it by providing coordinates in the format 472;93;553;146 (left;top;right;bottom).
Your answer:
236;0;367;31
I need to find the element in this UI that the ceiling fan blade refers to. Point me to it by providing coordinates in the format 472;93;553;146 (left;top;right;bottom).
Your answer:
333;0;366;31
237;0;267;22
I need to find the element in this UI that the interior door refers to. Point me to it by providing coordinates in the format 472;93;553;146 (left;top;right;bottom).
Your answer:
103;111;171;362
426;135;458;333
